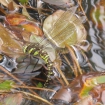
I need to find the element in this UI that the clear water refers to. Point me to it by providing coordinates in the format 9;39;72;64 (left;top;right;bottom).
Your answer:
81;0;105;71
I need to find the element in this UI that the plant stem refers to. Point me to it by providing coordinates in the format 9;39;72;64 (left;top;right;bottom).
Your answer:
13;85;56;92
19;91;53;105
54;59;69;86
0;66;38;96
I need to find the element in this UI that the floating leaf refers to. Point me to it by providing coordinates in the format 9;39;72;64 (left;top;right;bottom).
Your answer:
22;23;43;36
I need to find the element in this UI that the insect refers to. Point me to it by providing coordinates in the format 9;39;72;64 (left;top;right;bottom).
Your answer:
0;2;88;84
42;7;88;76
23;6;88;83
23;43;54;86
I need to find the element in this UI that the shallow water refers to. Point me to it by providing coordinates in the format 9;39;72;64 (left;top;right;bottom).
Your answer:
82;0;105;71
59;0;105;75
0;0;105;104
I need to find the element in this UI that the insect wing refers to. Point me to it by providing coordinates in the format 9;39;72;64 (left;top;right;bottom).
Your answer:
53;6;77;28
44;7;80;47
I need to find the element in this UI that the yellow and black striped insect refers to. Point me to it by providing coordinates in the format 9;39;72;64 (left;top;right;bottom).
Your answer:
23;43;53;86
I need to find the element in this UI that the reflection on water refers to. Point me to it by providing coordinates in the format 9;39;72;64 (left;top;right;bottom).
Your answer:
82;0;105;71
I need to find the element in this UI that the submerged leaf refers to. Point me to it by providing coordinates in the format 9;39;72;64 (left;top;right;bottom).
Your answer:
80;75;105;97
0;0;18;9
6;14;27;25
3;93;23;105
74;95;93;105
0;80;14;91
5;14;43;39
0;24;23;58
22;23;43;36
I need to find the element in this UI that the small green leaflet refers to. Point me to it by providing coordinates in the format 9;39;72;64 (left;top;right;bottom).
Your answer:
37;82;43;88
19;0;28;4
0;80;14;91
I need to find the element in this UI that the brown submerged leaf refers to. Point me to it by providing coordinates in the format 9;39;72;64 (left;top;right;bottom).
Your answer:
0;23;23;58
5;13;43;40
53;88;72;103
0;0;19;10
0;93;23;105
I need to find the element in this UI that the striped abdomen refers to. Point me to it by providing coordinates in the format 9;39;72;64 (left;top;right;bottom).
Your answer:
23;43;53;86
